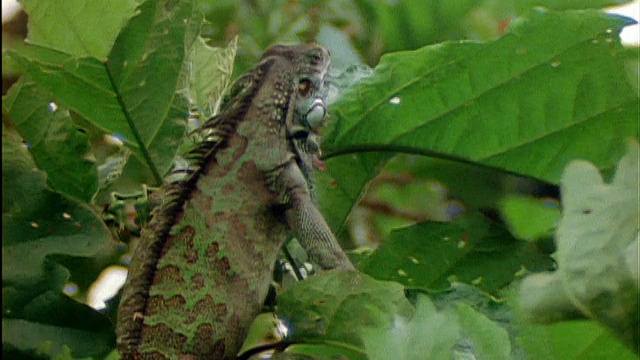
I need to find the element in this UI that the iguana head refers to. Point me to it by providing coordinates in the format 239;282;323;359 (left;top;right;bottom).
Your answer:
262;44;332;173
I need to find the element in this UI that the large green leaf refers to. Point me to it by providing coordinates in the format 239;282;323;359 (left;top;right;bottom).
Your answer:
106;0;202;181
2;128;114;357
319;9;637;235
7;47;134;143
326;10;635;181
3;79;98;202
21;0;138;59
2;129;111;288
361;213;553;292
8;0;203;186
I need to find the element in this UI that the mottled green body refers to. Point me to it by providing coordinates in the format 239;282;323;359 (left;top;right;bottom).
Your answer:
140;135;289;358
117;44;353;359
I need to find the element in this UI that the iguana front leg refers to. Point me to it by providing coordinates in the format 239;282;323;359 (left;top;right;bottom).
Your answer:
278;161;355;271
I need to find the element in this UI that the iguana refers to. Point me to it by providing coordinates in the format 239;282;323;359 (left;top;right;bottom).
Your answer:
116;44;355;359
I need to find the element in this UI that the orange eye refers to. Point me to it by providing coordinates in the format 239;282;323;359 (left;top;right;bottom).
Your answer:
298;79;312;97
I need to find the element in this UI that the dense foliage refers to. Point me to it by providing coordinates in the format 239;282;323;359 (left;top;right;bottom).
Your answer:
2;0;638;359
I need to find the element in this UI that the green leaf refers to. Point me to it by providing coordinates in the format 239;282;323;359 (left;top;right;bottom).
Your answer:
106;0;203;181
21;0;138;58
2;127;114;357
7;0;205;186
3;78;98;202
361;296;458;360
281;343;367;360
2;128;111;288
500;195;561;241
2;293;115;358
183;36;237;118
519;139;639;350
319;10;637;235
277;272;414;355
515;0;637;11
281;281;579;359
317;152;392;236
7;46;135;144
327;10;636;183
455;302;511;360
516;320;639;360
361;213;553;292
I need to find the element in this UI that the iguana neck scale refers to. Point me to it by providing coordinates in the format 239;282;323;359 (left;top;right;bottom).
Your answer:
116;44;354;360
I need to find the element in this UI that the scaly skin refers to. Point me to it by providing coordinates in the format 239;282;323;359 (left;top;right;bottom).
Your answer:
116;44;354;359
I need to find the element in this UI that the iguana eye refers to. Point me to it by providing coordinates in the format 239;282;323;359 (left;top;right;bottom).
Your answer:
298;79;313;97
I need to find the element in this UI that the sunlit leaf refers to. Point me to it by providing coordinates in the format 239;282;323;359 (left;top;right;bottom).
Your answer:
500;195;561;242
319;11;637;234
21;0;138;58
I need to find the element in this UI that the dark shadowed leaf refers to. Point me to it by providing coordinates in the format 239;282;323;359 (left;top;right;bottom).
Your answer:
2;127;113;358
361;213;553;292
3;292;114;358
